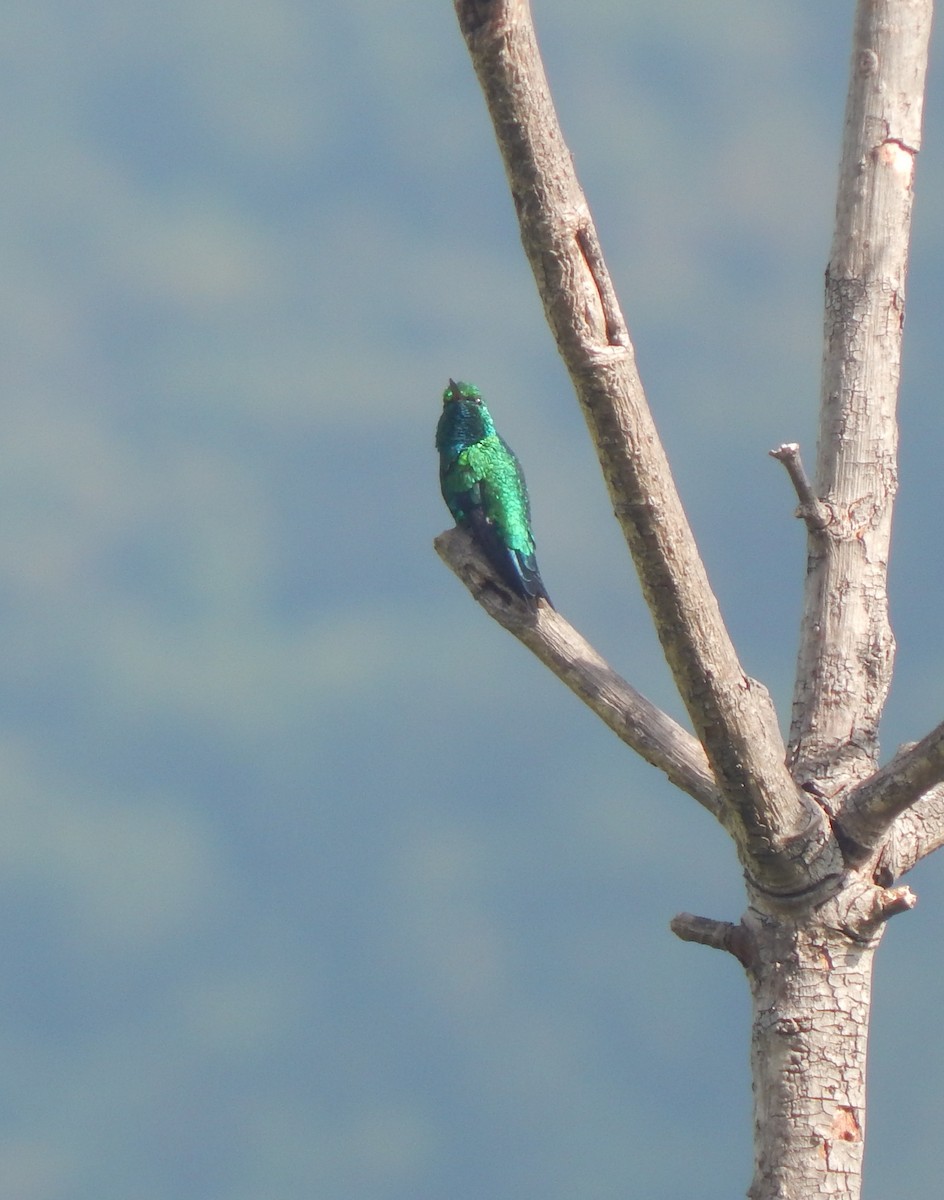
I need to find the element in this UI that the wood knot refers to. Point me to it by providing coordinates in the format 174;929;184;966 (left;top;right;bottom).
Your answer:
858;49;878;75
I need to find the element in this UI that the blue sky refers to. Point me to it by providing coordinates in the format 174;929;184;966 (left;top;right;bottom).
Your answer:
3;2;944;1197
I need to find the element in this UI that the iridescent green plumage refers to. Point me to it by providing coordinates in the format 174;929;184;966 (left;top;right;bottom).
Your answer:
436;380;551;608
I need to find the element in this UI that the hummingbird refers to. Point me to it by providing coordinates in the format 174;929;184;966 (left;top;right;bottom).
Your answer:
436;379;552;609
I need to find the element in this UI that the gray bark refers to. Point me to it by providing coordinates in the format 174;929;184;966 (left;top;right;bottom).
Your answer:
440;1;937;1197
789;0;931;796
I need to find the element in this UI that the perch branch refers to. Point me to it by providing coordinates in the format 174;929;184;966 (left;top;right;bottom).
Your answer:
435;527;720;813
453;0;837;892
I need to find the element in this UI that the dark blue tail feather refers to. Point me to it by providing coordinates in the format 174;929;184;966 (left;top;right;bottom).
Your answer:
467;510;552;609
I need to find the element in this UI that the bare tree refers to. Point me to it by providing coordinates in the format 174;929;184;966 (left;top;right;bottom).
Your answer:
434;2;940;1197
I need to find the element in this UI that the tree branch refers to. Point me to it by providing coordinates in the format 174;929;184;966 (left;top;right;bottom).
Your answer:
670;913;755;968
453;0;837;892
838;722;944;858
788;0;932;789
829;878;917;941
877;785;944;880
769;443;830;532
435;527;720;814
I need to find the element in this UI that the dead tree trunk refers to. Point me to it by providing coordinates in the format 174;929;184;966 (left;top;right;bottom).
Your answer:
435;2;942;1197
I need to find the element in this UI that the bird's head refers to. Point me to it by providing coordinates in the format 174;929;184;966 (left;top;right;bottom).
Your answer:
440;379;495;443
444;379;483;405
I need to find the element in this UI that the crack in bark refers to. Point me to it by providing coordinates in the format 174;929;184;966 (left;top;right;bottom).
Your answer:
575;223;629;348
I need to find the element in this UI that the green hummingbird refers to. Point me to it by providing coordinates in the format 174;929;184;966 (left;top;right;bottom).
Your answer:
436;379;552;609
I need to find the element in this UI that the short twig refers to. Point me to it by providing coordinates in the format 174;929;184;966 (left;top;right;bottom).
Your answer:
769;443;830;532
834;881;917;943
670;912;755;968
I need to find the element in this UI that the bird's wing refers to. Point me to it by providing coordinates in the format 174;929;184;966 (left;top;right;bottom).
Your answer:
498;437;533;526
440;446;485;525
